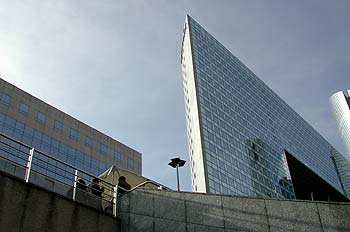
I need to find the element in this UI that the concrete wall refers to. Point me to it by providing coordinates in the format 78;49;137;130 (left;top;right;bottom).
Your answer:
0;172;120;232
118;189;350;232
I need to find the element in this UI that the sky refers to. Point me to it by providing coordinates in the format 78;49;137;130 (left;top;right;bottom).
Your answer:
0;0;349;191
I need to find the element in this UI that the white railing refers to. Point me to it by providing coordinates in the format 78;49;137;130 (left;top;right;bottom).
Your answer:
0;133;119;217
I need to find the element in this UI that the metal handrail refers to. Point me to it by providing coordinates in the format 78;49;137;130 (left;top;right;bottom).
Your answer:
0;132;119;217
125;180;169;194
0;133;114;186
0;132;33;148
0;145;28;163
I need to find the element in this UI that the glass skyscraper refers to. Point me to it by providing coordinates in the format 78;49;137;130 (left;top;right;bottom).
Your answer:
330;90;350;161
0;78;142;179
181;15;349;201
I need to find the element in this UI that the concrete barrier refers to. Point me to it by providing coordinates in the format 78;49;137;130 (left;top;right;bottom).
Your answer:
0;172;120;232
118;189;350;232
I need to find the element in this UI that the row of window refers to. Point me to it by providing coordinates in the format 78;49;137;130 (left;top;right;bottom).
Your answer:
0;112;135;172
0;92;11;105
0;92;129;161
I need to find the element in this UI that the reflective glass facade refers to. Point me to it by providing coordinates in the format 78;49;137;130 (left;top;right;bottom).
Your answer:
330;90;350;161
181;16;349;199
0;78;142;177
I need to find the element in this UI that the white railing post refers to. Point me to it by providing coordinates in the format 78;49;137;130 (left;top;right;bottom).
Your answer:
113;185;118;217
72;169;78;201
24;148;34;183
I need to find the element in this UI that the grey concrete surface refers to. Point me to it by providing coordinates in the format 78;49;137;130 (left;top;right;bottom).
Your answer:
128;214;154;232
0;172;120;232
118;189;350;232
185;192;224;228
154;190;186;222
265;199;323;232
222;196;269;231
186;223;224;232
155;218;186;232
317;202;350;232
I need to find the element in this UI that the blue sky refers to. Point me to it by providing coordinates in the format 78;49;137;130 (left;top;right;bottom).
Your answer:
1;0;349;191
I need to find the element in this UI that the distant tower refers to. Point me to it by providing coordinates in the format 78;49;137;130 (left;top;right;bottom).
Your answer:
330;90;350;161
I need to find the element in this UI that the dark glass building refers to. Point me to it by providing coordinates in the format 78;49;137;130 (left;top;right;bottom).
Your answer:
0;78;142;179
181;15;349;201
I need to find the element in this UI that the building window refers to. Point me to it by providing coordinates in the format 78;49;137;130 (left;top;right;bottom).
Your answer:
37;112;46;124
70;128;78;141
85;136;93;147
114;151;121;161
0;113;5;123
0;93;11;105
54;120;63;132
100;143;108;155
127;157;134;170
19;103;29;115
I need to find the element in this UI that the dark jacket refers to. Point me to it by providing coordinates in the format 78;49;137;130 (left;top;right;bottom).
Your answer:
117;180;131;195
90;183;104;197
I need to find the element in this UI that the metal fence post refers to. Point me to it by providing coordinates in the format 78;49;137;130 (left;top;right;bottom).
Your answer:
72;169;78;201
113;185;118;217
24;148;34;183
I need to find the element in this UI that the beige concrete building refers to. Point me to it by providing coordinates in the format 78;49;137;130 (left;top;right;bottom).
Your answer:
0;78;141;177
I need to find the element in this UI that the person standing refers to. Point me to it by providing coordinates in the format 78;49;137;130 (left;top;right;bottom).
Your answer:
117;176;131;196
89;177;105;197
76;178;89;192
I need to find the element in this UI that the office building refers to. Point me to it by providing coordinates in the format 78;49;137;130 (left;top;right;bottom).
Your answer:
181;15;349;200
330;90;350;161
0;78;142;179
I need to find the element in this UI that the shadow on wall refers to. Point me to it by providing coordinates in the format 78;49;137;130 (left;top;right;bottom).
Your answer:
118;189;350;232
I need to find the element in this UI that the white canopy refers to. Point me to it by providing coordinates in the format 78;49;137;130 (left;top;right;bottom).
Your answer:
98;165;171;201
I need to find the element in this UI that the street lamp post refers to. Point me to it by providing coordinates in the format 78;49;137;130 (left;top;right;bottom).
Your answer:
168;157;186;191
